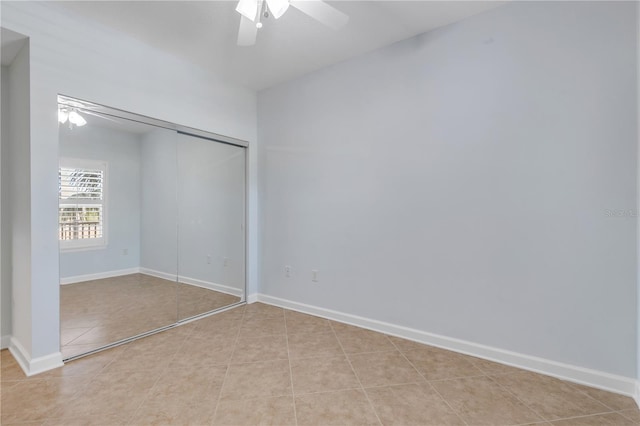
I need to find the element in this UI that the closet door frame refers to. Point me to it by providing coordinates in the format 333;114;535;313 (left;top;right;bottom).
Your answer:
58;94;248;362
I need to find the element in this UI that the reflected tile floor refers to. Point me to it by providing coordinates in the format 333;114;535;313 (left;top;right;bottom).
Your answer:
2;303;638;425
60;273;240;359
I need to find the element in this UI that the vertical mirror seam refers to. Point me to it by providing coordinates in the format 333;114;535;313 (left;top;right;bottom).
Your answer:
58;95;247;361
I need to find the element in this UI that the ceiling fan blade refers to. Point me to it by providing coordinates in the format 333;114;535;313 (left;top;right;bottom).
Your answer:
237;15;258;46
266;0;289;19
236;0;258;21
289;0;348;30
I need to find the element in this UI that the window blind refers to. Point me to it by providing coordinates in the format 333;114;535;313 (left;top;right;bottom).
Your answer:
58;167;104;241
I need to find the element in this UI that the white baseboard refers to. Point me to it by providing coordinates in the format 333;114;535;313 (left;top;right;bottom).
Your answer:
60;267;140;285
247;293;258;304
138;267;174;282
257;293;637;399
140;268;243;298
60;267;243;298
635;382;640;409
1;334;11;349
8;337;64;377
179;275;243;298
8;337;30;375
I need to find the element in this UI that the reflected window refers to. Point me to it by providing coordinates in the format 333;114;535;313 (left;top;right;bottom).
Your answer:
58;158;107;250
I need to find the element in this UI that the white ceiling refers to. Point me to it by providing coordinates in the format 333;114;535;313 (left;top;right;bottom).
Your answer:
53;1;505;90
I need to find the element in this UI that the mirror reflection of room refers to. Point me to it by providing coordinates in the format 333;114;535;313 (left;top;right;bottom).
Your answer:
176;134;245;320
58;100;245;360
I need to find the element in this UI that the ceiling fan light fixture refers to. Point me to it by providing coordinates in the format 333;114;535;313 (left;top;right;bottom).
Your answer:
58;108;69;124
266;0;290;19
236;0;348;47
236;0;259;21
68;110;87;127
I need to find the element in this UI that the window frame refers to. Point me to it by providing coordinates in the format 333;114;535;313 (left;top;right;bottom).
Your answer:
58;158;108;252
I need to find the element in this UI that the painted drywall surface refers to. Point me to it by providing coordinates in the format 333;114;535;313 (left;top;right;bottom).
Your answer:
140;131;246;292
637;0;640;383
140;128;178;276
1;66;12;345
60;121;245;292
177;133;245;291
58;124;142;279
5;42;32;354
1;1;256;359
259;1;638;377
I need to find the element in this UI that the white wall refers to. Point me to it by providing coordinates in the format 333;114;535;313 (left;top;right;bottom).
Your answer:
637;0;640;388
1;65;11;347
177;134;245;291
140;130;246;294
259;0;638;381
140;128;178;277
1;1;256;369
58;124;142;279
60;119;246;295
5;41;32;357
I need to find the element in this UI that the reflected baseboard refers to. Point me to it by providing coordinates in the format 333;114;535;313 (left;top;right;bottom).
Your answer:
139;267;243;298
1;334;11;349
59;267;243;298
60;267;140;285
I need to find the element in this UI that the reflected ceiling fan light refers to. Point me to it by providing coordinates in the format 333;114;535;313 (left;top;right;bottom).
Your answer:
68;110;87;127
58;108;69;124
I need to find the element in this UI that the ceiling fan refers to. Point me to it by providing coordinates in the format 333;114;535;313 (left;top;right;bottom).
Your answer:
236;0;349;46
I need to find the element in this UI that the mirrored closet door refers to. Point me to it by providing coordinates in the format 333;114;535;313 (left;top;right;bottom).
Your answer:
177;134;246;320
58;95;246;360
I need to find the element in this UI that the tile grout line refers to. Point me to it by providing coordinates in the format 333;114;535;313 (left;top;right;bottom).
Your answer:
8;306;634;425
617;409;640;422
61;326;95;349
59;275;235;359
485;374;559;423
510;421;551;426
388;337;470;426
294;385;369;397
396;345;548;425
335;347;407;357
210;306;247;426
124;328;195;425
291;380;434;397
537;410;632;423
425;373;496;383
123;368;166;425
564;380;629;413
484;368;621;422
329;320;384;426
45;342;134;422
283;310;300;426
492;371;623;423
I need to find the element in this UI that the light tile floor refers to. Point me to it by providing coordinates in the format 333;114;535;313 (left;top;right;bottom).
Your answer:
2;303;638;425
61;274;240;359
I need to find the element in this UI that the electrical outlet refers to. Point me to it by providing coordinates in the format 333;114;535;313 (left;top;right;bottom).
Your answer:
122;248;128;256
206;255;211;264
223;257;230;267
284;265;292;278
312;269;319;282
